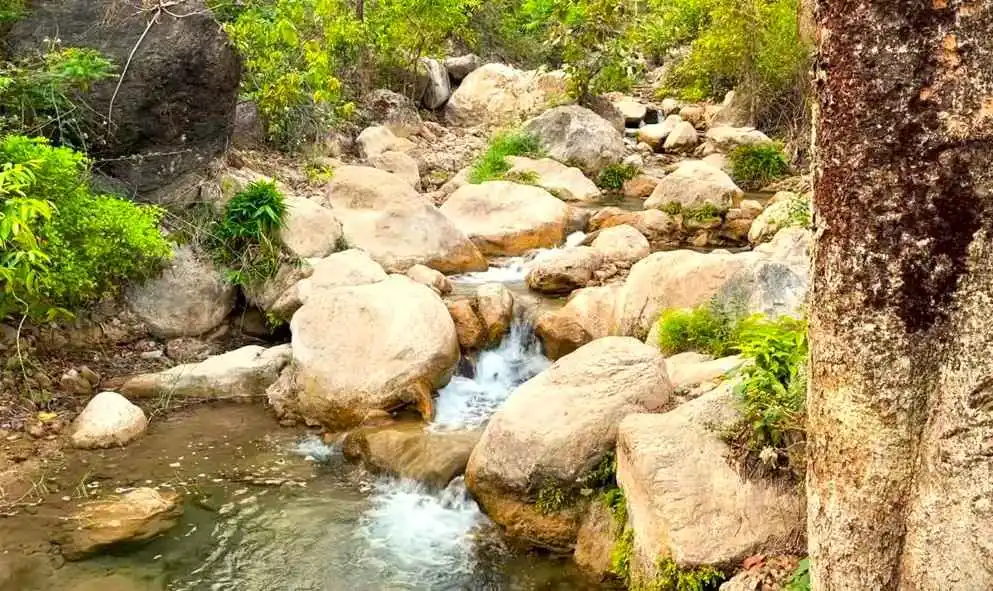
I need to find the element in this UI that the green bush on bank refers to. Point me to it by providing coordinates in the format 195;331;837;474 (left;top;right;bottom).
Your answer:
0;135;171;321
206;180;288;288
653;301;808;477
729;142;790;189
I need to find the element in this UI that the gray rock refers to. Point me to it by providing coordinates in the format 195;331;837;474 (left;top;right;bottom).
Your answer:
70;392;147;450
444;54;482;81
421;57;452;109
523;106;625;175
362;89;423;138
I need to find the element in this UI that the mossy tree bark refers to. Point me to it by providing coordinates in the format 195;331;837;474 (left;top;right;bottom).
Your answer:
809;1;993;589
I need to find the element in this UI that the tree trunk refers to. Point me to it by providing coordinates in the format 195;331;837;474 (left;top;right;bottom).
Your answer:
809;1;993;589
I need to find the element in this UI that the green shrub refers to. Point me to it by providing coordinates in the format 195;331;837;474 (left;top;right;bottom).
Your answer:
0;47;115;147
654;298;745;357
468;131;544;184
0;0;24;22
733;314;807;453
597;163;639;191
651;0;811;134
682;203;723;223
209;180;288;287
535;481;570;514
786;558;811;591
729;143;790;189
0;136;171;320
651;557;725;591
602;486;627;527
660;201;683;216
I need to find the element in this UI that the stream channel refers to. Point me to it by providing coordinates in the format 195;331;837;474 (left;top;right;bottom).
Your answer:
1;247;612;591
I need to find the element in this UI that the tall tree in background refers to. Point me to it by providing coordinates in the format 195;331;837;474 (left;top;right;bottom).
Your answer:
809;1;993;589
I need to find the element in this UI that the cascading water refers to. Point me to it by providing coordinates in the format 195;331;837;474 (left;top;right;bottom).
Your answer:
354;312;551;589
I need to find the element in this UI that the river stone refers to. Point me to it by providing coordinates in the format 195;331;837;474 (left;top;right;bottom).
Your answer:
476;283;515;346
440;181;570;256
615;249;751;339
70;392;147;450
343;422;481;488
56;488;182;560
356;125;415;159
526;247;603;295
679;104;707;128
406;264;452;295
368;150;421;188
292;275;460;429
704;126;773;152
505;156;601;203
662;121;700;153
446;299;485;350
444;54;482;81
623;175;660;200
617;383;804;578
535;313;591;361
466;337;672;550
666;354;745;390
748;192;806;245
119;345;292;400
636;115;683;150
362;89;423;138
125;245;235;338
445;64;570;127
644;160;743;213
614;98;648;127
243;262;313;320
590;209;681;252
591;224;650;266
323;166;486;273
522;106;625;175
575;499;623;580
281;195;344;259
420;57;452;109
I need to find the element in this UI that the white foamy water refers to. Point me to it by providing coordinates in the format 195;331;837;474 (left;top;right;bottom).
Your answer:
450;232;587;285
432;317;549;431
356;477;484;588
291;435;339;463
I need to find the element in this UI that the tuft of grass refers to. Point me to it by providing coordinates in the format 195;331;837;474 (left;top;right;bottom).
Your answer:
650;557;725;591
681;203;723;223
654;297;746;357
728;142;790;189
660;201;683;216
786;192;811;228
611;528;635;585
597;163;640;191
502;169;540;185
603;486;627;527
304;162;335;183
208;180;288;288
469;131;545;184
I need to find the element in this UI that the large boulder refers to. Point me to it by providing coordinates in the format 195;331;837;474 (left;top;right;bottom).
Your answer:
725;228;811;319
617;384;804;578
56;488;182;560
526;247;603;295
362;89;423;138
466;337;672;550
120;345;292;400
644;160;743;213
420;57;452;109
281;195;344;259
590;208;681;251
439;181;570;256
291;275;459;429
662;121;700;153
615;249;750;339
505;156;601;203
342;422;481;488
522;106;625;175
445;64;569;127
125;245;235;338
636;115;683;150
535;314;591;361
323;166;486;273
535;285;619;360
7;0;240;194
70;392;147;450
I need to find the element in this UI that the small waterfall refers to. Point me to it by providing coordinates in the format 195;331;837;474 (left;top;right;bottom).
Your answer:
432;315;549;431
356;308;551;587
450;232;587;285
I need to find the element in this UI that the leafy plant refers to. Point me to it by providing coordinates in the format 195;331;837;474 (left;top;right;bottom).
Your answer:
0;136;171;320
602;486;627;527
535;481;570;514
468;130;544;184
209;180;288;287
681;203;723;223
611;528;636;585
652;557;725;591
660;201;683;216
597;163;639;191
654;297;745;357
0;0;24;22
0;46;115;148
785;557;811;591
786;192;811;228
729;142;790;189
728;314;807;477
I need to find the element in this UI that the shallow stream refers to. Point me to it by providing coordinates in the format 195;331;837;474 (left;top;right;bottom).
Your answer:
1;283;605;591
